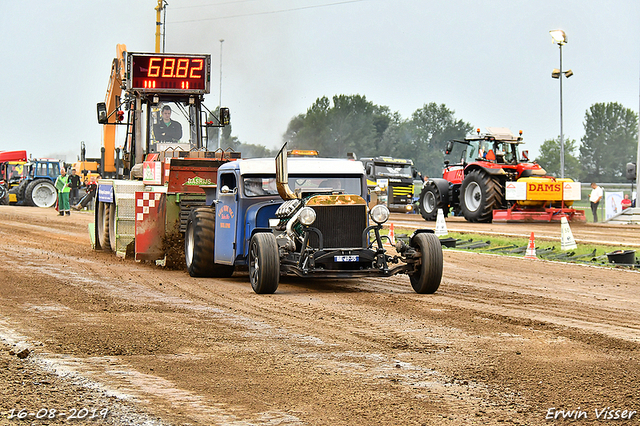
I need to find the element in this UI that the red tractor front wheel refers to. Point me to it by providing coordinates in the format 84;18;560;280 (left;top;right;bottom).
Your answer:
418;181;448;221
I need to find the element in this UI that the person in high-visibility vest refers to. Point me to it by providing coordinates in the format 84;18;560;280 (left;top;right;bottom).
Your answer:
55;168;71;216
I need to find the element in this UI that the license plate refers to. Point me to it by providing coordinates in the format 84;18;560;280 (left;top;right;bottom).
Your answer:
334;255;359;262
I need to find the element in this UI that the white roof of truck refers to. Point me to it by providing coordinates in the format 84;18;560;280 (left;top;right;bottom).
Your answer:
220;157;366;175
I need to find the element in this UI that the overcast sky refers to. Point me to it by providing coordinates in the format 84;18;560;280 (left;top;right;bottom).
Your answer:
1;0;638;167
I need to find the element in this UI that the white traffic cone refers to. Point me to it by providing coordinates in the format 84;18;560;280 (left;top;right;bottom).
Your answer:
560;216;577;250
435;208;448;237
388;222;396;245
524;232;537;259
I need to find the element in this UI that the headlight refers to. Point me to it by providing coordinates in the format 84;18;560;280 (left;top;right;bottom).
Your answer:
370;204;390;224
299;207;316;226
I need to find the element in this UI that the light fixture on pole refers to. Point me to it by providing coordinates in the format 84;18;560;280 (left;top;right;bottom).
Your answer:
550;29;573;179
217;39;224;150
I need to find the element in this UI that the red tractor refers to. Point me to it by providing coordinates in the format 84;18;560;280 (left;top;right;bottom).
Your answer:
418;127;582;223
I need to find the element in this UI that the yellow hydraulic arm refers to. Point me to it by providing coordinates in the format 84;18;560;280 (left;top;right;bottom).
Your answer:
102;44;127;175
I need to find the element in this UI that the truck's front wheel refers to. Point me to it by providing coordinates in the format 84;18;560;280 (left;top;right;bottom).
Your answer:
185;207;234;278
408;233;443;294
249;233;279;294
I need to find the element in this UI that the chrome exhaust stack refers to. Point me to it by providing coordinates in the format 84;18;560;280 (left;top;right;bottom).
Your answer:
275;143;299;201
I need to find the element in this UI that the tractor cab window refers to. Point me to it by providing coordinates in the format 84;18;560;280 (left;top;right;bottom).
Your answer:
465;141;482;162
445;142;470;165
149;101;191;152
501;143;518;164
35;162;59;178
49;163;60;178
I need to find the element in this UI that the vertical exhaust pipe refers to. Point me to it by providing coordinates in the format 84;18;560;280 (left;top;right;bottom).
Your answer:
275;143;299;200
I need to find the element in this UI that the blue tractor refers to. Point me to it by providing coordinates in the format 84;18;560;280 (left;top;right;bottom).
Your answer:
185;144;444;294
12;158;63;208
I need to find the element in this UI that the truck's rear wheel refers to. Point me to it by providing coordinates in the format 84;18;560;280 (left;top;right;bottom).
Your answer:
249;233;279;294
418;181;448;221
460;169;503;223
25;179;57;208
409;233;443;294
185;207;234;278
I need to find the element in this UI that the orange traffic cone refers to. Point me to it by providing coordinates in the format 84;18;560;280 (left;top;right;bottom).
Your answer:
388;222;396;245
524;232;537;259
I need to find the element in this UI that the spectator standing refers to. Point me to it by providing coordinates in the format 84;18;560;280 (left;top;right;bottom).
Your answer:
621;194;632;210
55;168;71;216
589;182;603;222
68;169;81;205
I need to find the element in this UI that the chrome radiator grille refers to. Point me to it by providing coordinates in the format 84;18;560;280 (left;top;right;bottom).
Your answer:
308;204;367;249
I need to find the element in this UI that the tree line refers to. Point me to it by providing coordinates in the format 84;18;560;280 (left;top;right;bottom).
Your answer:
214;96;638;183
536;102;638;182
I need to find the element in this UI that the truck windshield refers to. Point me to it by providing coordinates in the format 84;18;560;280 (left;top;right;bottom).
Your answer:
243;175;363;197
7;163;27;181
374;164;412;177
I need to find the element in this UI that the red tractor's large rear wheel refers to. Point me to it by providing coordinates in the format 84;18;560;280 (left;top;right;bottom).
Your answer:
460;169;503;223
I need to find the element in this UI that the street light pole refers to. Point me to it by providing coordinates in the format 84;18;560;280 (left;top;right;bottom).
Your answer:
558;42;565;179
550;29;572;179
217;39;224;150
636;67;640;198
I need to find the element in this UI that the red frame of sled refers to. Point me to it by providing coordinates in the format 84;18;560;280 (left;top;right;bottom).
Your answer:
493;205;586;223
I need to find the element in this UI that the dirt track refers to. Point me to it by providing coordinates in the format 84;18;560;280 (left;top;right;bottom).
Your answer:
1;206;639;425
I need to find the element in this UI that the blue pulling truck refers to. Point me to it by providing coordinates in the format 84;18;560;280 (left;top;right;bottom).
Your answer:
185;144;443;294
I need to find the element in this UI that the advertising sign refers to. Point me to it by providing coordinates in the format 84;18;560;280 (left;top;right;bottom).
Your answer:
142;161;163;185
505;182;526;200
97;182;114;203
605;191;623;220
562;182;582;200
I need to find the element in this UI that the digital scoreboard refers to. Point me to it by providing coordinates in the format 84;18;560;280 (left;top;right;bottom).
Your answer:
127;53;211;94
